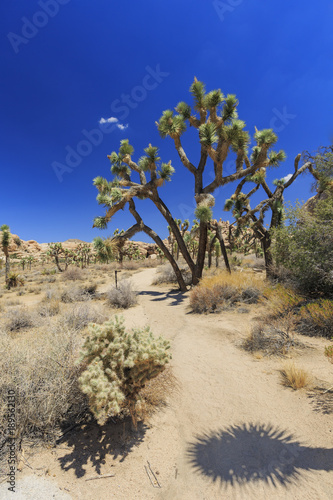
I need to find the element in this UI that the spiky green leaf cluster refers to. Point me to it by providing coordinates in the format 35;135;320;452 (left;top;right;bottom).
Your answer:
159;162;175;181
222;94;238;122
204;89;224;109
0;225;11;250
224;198;234;211
254;128;278;147
157;110;186;138
269;150;287;167
195;205;213;223
176;101;191;120
250;145;262;164
119;139;134;157
190;79;206;109
199;122;217;147
93;216;108;230
248;169;266;184
78;316;171;425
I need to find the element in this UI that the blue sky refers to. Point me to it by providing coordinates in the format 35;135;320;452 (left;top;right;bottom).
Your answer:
0;0;332;243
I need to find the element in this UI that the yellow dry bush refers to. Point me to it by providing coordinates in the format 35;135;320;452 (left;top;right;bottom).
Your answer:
263;284;303;316
299;300;333;338
190;270;265;313
280;362;312;390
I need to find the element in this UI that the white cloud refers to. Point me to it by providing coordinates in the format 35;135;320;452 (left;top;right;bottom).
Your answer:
117;123;128;131
99;116;118;124
282;173;293;183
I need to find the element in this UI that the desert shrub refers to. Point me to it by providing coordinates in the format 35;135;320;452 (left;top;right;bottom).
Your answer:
61;285;90;303
13;236;21;246
122;261;140;271
106;280;138;309
0;328;87;451
6;273;24;289
62;267;85;281
82;283;97;297
153;263;192;285
44;287;60;301
297;299;333;338
37;299;60;317
62;304;108;330
279;362;312;390
190;271;264;313
77;316;171;426
263;284;304;317
242;320;300;357
4;307;36;332
271;197;333;295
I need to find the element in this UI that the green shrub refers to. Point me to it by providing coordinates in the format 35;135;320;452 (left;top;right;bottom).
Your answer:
297;299;333;338
78;316;171;426
271;197;333;295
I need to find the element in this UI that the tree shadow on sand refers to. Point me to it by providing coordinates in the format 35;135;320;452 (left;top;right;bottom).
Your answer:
57;417;148;478
187;422;333;489
139;289;187;306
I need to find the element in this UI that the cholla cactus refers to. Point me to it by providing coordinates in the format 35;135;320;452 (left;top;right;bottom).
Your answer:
78;316;171;426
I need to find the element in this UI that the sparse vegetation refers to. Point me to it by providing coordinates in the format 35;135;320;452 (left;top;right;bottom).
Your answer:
0;327;87;446
4;307;36;332
190;271;264;313
280;362;312;390
106;280;138;309
242;319;300;357
77;316;171;427
297;299;333;338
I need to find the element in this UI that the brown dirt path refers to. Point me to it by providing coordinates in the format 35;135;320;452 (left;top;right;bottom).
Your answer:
10;267;333;500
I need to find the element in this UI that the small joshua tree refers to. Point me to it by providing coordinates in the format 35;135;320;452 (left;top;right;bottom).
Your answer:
78;316;171;428
1;225;11;284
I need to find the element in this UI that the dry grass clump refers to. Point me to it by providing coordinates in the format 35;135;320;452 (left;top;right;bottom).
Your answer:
280;362;312;390
4;307;36;332
62;303;108;330
0;327;88;451
106;280;138;309
153;263;192;285
61;285;91;303
37;299;61;317
263;284;303;316
297;299;333;339
190;271;264;313
242;318;301;357
136;366;178;420
62;267;85;281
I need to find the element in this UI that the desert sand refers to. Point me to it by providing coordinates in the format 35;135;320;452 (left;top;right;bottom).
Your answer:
4;267;333;500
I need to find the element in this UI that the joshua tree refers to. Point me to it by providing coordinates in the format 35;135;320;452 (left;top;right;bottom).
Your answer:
93;79;293;290
93;237;115;264
47;242;68;272
26;255;34;270
1;225;11;283
224;154;319;275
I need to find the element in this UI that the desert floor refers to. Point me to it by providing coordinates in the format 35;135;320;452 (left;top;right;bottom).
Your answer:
1;267;333;500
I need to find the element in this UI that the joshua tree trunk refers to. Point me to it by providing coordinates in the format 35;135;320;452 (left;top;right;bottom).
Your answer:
5;257;10;283
216;225;231;274
195;221;208;279
262;233;273;276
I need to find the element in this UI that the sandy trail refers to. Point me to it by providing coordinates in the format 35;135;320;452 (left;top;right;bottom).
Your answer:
7;267;333;500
